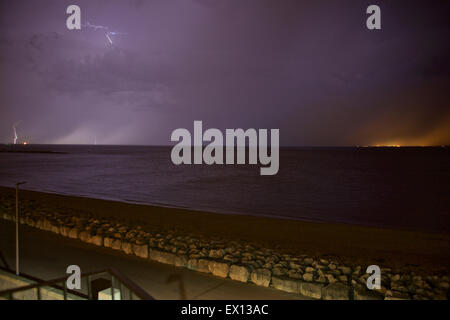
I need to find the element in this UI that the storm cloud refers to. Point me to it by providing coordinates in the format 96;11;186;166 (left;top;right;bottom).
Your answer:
0;0;449;145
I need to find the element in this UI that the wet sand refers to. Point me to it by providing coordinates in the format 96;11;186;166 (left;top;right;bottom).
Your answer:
0;186;448;273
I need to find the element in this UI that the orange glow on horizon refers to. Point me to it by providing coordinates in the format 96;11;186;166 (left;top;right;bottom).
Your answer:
374;144;401;147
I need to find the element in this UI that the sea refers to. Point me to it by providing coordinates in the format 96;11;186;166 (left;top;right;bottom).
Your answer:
0;145;449;233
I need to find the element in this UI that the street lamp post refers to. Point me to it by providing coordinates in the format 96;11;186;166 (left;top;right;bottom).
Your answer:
15;181;26;276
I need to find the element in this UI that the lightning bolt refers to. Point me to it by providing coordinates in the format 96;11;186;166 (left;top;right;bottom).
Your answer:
84;22;108;31
13;127;17;144
84;22;126;46
105;32;113;45
13;120;21;145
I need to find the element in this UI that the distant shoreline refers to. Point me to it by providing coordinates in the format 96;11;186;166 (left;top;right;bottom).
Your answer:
0;150;67;154
0;143;448;148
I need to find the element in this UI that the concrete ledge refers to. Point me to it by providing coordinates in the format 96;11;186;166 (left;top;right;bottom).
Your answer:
272;277;301;294
229;265;250;282
250;268;271;287
322;283;351;300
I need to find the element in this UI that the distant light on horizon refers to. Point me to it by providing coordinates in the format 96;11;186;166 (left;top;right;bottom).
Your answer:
374;144;401;147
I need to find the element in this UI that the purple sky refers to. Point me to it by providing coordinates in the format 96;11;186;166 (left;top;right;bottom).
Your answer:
0;0;449;146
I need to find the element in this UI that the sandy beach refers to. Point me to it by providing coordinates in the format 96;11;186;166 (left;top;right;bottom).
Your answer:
0;186;448;275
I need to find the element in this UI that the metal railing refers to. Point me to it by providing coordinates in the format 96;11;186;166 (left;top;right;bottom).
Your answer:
0;267;155;300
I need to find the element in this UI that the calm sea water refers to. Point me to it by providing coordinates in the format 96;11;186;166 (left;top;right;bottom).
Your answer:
0;145;449;233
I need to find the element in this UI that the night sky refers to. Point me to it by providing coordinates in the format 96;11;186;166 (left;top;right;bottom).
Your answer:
0;0;449;146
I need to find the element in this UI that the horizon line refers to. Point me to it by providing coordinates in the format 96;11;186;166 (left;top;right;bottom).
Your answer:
1;143;449;148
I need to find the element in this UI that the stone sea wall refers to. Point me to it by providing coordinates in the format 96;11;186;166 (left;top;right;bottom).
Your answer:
0;204;448;300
